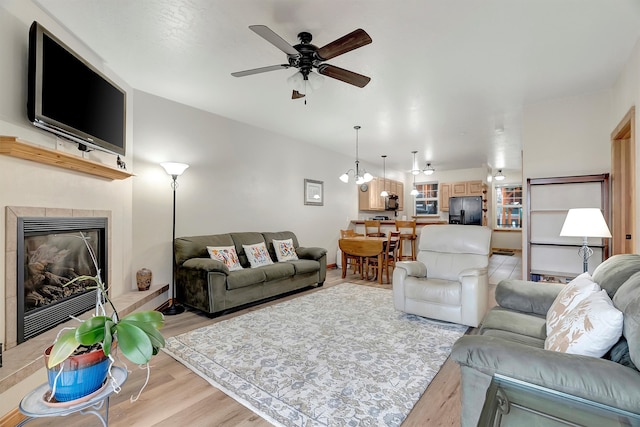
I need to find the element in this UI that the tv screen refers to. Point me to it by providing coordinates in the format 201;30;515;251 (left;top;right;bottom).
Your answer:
27;21;126;156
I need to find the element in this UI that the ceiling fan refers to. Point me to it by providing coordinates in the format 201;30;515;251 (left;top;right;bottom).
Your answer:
231;25;372;99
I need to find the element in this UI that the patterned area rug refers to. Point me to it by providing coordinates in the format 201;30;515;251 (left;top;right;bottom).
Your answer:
163;283;468;426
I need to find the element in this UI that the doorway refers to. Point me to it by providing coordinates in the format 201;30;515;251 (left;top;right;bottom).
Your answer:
610;106;636;254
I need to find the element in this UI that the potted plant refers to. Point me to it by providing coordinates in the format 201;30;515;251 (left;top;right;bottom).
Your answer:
45;232;165;402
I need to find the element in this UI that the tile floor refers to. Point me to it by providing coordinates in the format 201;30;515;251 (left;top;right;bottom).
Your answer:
488;253;522;285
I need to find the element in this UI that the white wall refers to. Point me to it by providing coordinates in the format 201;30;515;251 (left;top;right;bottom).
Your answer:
131;90;362;285
0;1;135;416
521;90;613;275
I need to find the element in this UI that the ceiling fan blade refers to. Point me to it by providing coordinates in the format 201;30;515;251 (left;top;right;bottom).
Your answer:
317;64;371;88
316;29;372;60
249;25;299;56
292;90;305;99
231;64;290;77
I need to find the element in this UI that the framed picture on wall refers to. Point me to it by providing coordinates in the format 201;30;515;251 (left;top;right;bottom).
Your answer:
304;179;324;206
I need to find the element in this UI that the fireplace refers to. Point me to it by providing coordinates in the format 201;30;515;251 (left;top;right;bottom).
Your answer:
17;216;108;343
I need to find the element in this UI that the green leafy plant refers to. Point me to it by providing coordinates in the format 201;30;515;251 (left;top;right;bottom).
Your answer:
46;233;165;373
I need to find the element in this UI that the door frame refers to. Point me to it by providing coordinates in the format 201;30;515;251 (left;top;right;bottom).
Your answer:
610;106;636;254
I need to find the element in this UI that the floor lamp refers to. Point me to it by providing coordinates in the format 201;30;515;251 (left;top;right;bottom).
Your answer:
161;162;189;315
559;208;612;273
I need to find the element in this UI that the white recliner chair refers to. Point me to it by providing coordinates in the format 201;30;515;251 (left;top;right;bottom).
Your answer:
392;224;492;327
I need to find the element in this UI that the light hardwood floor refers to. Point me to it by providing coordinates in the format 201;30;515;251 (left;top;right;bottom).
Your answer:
15;255;521;427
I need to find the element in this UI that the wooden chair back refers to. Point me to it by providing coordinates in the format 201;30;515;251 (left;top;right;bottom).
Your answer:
364;220;384;237
395;220;417;260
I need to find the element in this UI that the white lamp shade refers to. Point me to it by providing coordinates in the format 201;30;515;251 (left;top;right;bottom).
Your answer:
560;208;612;238
380;190;389;197
410;188;419;196
363;172;373;182
339;173;350;183
161;162;189;176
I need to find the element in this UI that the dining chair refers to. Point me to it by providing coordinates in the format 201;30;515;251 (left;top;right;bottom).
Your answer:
340;229;363;276
395;220;417;260
365;231;400;283
364;220;385;237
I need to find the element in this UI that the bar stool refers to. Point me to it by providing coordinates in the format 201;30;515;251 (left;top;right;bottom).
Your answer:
364;220;385;237
395;220;417;260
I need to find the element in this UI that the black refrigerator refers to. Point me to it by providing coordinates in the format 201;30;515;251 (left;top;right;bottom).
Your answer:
448;196;483;225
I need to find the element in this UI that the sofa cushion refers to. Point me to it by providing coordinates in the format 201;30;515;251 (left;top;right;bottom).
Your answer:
230;232;266;267
272;238;299;262
605;337;638;370
480;307;547;341
206;246;243;271
226;268;267;290
175;234;234;266
262;231;300;261
546;272;600;335
259;263;296;281
545;290;623;357
612;270;640;369
592;254;640;298
288;259;320;275
495;279;563;316
243;242;274;268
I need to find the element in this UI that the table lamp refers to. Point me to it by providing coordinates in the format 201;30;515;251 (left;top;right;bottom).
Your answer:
559;208;611;273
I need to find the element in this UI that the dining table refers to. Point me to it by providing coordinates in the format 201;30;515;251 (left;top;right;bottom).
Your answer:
338;235;387;284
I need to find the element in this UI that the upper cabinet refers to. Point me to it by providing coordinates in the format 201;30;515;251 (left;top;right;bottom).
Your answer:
359;177;404;211
440;180;486;212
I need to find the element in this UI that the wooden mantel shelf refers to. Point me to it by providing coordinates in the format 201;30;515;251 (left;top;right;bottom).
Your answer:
0;136;133;180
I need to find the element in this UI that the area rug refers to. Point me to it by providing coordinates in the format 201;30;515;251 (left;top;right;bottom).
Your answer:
162;283;468;426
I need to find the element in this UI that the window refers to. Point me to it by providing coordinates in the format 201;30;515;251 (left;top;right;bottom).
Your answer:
414;183;438;215
495;185;522;228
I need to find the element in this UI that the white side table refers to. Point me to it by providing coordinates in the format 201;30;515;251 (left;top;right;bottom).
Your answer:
18;366;128;426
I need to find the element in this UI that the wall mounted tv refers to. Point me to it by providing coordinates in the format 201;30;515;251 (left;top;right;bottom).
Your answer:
27;21;126;156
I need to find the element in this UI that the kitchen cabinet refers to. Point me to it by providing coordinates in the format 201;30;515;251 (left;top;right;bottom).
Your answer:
359;177;404;211
440;180;486;212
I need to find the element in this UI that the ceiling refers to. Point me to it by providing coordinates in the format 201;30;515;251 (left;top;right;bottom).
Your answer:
33;0;640;174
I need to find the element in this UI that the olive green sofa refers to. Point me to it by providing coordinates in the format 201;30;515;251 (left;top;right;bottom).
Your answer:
451;254;640;426
174;231;327;316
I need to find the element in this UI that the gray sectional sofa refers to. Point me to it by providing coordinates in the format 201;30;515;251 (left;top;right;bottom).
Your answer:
451;254;640;426
174;231;327;316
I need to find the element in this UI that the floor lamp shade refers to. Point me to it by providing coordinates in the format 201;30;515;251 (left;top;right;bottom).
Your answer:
560;208;611;273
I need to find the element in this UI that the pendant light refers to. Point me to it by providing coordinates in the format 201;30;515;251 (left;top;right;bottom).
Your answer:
339;126;373;184
380;155;389;197
423;162;435;175
410;151;419;196
494;169;505;181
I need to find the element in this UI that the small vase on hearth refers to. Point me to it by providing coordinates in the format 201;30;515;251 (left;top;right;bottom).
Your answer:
136;268;152;291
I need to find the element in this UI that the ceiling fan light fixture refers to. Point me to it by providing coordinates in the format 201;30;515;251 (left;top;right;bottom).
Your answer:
307;71;324;90
287;71;305;92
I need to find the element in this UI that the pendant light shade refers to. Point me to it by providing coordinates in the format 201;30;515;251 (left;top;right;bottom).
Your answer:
410;151;419;196
494;169;506;181
380;155;389;197
423;162;435;175
339;126;373;184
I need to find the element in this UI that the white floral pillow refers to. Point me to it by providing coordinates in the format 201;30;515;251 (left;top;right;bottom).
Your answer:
243;242;274;268
546;272;600;335
272;238;299;262
545;290;623;357
206;246;243;271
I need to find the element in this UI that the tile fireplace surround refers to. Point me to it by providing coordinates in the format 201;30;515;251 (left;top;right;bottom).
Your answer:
3;206;113;350
1;206;168;395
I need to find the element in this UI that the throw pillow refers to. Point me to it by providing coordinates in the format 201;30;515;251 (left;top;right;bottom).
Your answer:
243;242;274;268
545;290;623;358
546;272;600;335
206;246;243;271
272;238;299;262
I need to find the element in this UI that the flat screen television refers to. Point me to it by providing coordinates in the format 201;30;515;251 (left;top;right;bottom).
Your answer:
27;21;126;156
